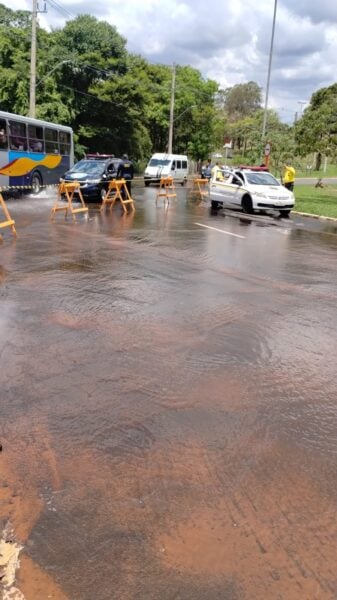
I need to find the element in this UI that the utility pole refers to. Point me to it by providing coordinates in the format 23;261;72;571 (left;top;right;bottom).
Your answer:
262;0;278;139
168;63;176;154
29;0;38;118
29;0;46;118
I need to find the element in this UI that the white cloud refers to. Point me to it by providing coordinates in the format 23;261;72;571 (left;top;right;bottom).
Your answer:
3;0;337;123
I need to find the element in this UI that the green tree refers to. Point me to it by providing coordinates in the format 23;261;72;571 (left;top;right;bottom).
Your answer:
0;6;31;114
0;4;231;163
228;109;294;170
221;81;262;122
295;83;337;170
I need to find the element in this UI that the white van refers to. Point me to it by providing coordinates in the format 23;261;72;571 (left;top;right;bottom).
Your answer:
144;153;188;186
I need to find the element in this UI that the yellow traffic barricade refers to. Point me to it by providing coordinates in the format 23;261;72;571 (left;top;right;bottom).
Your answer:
100;179;135;214
156;176;176;204
193;178;209;198
0;192;17;240
52;182;88;220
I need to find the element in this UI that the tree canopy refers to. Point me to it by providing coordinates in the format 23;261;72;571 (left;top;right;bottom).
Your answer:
1;4;336;169
220;81;262;122
0;6;222;162
295;83;337;169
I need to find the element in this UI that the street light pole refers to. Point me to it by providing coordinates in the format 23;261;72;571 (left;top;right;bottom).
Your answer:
298;101;306;116
262;0;278;139
29;0;38;118
168;63;176;154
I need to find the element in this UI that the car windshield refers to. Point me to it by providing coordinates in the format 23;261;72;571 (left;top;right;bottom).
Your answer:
149;159;171;167
69;160;106;176
245;172;280;186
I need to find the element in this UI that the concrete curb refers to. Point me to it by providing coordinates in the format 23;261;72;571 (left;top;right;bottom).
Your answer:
292;211;337;223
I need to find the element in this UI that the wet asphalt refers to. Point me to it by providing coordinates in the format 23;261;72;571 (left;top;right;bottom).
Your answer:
1;184;337;599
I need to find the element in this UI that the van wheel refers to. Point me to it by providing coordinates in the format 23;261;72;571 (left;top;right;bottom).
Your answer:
242;195;253;214
181;179;186;186
145;181;150;187
31;172;42;194
280;210;291;217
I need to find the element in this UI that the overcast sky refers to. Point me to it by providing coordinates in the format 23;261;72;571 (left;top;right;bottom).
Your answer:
4;0;337;122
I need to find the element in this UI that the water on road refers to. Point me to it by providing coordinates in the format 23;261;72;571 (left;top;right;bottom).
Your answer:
1;186;337;599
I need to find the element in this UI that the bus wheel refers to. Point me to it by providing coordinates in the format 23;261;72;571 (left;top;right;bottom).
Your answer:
31;172;42;194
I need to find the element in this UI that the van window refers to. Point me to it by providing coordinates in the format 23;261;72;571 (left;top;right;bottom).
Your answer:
0;119;8;149
171;161;176;170
176;160;181;169
182;160;187;169
9;120;27;151
149;158;170;167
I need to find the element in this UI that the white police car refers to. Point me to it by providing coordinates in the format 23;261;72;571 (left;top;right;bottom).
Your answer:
210;166;295;216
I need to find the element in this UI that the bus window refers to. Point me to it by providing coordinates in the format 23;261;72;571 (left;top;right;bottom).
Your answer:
59;131;71;155
28;124;44;152
0;119;8;149
9;120;27;151
45;128;59;154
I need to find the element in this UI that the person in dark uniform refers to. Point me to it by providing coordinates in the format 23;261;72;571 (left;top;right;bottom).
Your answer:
117;154;134;196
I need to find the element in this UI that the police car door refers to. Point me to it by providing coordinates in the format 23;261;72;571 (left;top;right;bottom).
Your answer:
226;173;244;207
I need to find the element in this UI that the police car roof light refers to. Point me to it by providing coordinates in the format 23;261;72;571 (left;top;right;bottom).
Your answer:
85;153;116;160
238;165;269;172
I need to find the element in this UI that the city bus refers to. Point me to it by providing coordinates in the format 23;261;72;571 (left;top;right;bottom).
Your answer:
0;110;74;194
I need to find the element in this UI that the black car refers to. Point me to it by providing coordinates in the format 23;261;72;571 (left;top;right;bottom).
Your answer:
61;155;121;201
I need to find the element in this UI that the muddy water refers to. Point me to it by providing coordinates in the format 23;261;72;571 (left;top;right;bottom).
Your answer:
1;189;337;599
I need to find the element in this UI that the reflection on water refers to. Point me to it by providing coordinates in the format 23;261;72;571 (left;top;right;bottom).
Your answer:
1;190;337;598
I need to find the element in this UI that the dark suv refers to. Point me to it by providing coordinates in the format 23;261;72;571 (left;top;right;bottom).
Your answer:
61;154;121;201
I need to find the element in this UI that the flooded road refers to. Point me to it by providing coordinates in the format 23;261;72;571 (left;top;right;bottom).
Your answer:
1;186;337;599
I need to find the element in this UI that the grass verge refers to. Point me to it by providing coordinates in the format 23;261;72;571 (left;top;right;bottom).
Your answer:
294;184;337;218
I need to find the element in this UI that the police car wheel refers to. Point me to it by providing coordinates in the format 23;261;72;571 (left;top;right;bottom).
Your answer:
242;195;253;214
100;188;107;201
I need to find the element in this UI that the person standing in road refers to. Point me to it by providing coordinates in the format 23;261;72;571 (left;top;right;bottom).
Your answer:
211;162;220;179
201;160;211;179
117;154;134;196
283;161;296;191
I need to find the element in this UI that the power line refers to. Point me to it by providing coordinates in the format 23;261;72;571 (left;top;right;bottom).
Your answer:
57;83;125;107
46;0;75;20
58;84;108;100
